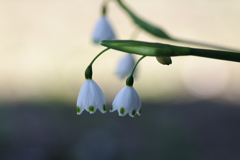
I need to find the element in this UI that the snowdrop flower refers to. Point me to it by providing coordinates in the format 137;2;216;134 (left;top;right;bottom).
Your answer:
92;15;115;44
116;53;135;79
111;85;141;117
76;79;107;115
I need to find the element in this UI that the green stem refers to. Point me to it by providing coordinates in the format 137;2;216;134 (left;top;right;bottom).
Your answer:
85;48;110;79
89;48;110;66
130;55;146;76
102;0;116;15
126;55;146;86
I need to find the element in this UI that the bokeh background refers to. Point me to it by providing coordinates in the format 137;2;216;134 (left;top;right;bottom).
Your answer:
0;0;240;159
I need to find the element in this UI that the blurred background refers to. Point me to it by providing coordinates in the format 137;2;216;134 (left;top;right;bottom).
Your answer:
0;0;240;159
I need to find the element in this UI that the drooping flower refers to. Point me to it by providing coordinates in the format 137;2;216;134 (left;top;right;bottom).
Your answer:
76;79;107;115
92;15;115;44
111;86;141;117
116;53;135;79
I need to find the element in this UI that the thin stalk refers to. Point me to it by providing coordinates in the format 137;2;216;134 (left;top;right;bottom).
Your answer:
89;48;110;66
85;48;110;79
130;55;146;76
126;55;146;86
102;0;116;15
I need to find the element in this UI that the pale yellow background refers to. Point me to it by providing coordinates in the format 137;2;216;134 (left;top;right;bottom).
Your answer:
0;0;240;104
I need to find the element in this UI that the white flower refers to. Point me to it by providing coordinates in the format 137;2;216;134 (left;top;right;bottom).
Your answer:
92;15;115;44
76;79;107;115
111;86;141;117
116;53;135;79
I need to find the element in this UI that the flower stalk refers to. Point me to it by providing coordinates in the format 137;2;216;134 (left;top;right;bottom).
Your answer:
125;55;145;86
89;48;110;66
85;48;110;79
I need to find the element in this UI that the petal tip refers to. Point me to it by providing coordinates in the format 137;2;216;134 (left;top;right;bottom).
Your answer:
103;104;107;111
118;107;127;117
88;106;95;114
109;106;114;112
137;108;142;116
129;110;136;117
120;107;125;115
76;106;81;115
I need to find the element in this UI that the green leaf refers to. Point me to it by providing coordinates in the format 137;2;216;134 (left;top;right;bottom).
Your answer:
116;0;172;40
101;40;240;62
116;0;239;52
116;0;173;65
101;40;190;56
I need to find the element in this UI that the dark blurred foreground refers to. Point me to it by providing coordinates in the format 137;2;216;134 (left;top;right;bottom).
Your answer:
0;100;240;160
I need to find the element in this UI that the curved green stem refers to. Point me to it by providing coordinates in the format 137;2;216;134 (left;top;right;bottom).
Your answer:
126;55;146;86
130;55;146;76
89;48;110;66
85;48;110;79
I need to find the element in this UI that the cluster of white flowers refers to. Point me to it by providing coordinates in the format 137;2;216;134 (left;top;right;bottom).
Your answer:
76;78;141;117
76;13;142;117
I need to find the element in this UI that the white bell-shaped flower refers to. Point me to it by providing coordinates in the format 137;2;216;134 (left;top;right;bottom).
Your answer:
111;86;141;117
92;15;115;44
76;79;107;115
116;53;135;79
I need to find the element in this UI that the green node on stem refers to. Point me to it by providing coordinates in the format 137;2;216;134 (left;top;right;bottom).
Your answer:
85;65;93;79
126;75;134;86
84;48;110;79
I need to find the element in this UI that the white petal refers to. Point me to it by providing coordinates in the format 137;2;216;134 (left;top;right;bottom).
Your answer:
116;53;135;79
92;15;115;44
76;80;89;114
111;86;131;116
76;79;106;115
89;80;107;113
128;87;141;117
137;108;142;116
